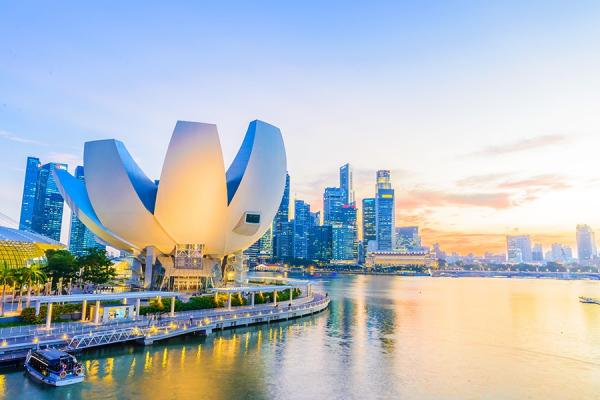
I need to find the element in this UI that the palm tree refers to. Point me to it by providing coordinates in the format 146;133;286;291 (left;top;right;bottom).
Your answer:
12;268;26;314
23;264;46;308
0;262;13;317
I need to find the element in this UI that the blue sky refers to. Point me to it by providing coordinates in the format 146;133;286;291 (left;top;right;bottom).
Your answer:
1;1;600;253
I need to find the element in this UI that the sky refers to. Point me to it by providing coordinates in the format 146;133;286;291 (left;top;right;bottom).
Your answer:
1;1;600;255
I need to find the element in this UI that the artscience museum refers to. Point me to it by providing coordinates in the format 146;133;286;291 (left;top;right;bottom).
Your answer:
53;120;287;290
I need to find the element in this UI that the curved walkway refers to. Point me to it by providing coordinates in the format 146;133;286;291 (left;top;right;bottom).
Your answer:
0;293;329;355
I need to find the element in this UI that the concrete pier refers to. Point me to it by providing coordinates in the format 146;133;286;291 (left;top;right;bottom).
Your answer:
0;292;330;359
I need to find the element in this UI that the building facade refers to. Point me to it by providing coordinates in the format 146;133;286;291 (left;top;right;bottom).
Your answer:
375;170;395;252
531;243;544;262
54;119;288;289
31;162;67;241
272;173;290;261
18;157;41;231
0;226;64;269
323;187;345;225
339;163;354;205
308;224;333;264
576;224;596;264
362;197;376;247
365;251;438;269
244;227;273;267
293;199;311;260
68;166;104;256
395;226;421;252
506;235;532;263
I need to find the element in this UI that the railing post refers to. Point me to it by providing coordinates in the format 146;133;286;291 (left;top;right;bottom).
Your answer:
94;300;101;324
135;298;141;320
81;299;87;322
45;303;53;330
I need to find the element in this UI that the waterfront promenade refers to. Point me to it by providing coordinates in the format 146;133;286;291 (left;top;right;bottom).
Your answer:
0;292;329;363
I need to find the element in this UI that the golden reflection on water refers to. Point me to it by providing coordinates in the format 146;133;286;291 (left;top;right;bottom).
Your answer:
143;350;152;371
4;277;600;400
127;357;136;378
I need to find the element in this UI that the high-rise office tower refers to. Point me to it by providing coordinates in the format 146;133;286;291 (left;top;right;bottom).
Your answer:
31;162;67;241
310;211;321;227
531;243;544;262
395;226;421;252
339;163;354;205
506;235;532;263
376;169;392;190
342;204;358;258
323;187;345;225
272;173;290;261
244;227;273;267
293;199;311;260
362;198;376;247
278;220;295;262
550;243;571;262
375;170;395;251
68;166;103;256
18;157;41;231
308;224;333;264
576;224;597;263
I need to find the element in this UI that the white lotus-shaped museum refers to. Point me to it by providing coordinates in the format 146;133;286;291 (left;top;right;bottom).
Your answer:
53;120;287;287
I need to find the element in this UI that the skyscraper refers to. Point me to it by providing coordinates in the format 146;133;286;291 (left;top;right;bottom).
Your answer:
308;224;333;264
278;220;295;262
272;173;290;261
31;162;67;241
339;163;354;205
395;226;421;252
375;170;395;251
310;211;321;227
506;235;532;263
550;243;572;263
342;204;358;258
18;157;41;231
332;227;355;261
244;227;273;267
293;199;311;260
68;166;103;256
576;224;597;263
532;243;544;262
362;198;376;247
323;187;345;225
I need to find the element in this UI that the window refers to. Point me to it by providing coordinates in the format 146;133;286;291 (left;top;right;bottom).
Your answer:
245;213;260;224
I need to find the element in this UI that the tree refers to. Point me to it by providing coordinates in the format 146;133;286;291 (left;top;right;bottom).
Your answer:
0;262;13;316
11;267;26;313
44;249;79;288
22;264;46;308
77;248;116;285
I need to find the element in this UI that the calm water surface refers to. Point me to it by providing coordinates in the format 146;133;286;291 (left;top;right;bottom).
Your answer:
2;275;600;400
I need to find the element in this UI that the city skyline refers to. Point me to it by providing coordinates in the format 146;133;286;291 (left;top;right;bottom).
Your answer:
2;2;600;254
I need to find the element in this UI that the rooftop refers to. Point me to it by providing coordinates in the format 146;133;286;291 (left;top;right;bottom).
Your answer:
0;226;62;245
30;291;180;304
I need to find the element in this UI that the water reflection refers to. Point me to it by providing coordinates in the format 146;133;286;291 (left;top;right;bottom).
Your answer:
2;276;600;399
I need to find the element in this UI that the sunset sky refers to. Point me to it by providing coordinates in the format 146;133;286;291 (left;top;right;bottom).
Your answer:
1;1;600;255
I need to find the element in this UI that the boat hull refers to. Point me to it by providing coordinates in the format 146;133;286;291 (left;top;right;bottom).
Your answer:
25;364;85;387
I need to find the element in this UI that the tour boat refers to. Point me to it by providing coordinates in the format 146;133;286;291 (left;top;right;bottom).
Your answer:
24;348;85;386
579;296;600;304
